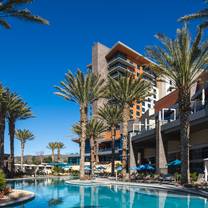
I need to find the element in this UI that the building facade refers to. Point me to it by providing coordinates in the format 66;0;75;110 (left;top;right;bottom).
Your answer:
69;41;172;164
131;73;208;173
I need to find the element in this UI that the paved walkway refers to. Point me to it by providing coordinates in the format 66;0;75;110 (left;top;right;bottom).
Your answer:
65;178;208;198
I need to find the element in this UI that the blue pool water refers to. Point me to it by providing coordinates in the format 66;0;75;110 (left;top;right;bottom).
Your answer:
7;178;208;208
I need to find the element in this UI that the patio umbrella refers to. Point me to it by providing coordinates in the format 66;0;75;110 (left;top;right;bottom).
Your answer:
137;165;146;171
167;159;181;167
63;165;71;171
129;166;138;171
84;166;91;171
116;166;122;171
96;166;106;170
145;164;155;171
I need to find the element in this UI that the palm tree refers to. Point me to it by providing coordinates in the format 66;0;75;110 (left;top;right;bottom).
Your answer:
6;92;33;176
0;85;9;169
179;0;208;29
72;118;107;177
55;69;105;180
0;0;49;29
56;142;65;162
15;129;34;170
47;142;57;163
146;26;208;184
98;104;122;176
108;75;150;178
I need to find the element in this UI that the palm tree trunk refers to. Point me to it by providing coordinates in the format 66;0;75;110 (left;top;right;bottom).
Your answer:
8;118;15;177
94;140;99;163
52;149;55;162
122;103;129;179
90;135;95;177
111;126;116;176
179;88;191;184
21;142;25;171
80;106;87;180
0;112;6;170
95;140;99;163
57;148;60;162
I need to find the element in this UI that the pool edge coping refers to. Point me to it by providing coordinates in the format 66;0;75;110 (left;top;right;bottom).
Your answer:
0;190;35;207
65;179;208;199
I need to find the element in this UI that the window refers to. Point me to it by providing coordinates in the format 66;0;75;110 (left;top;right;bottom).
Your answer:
203;147;208;158
153;94;157;99
148;104;151;108
142;102;145;106
130;110;133;115
142;108;145;112
136;111;140;116
137;105;140;110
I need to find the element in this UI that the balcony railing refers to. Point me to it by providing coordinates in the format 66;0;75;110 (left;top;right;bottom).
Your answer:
108;56;135;69
98;147;121;153
132;100;208;135
108;64;135;77
142;68;156;78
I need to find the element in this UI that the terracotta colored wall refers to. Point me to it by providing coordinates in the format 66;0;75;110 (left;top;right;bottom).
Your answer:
102;130;121;141
155;90;178;112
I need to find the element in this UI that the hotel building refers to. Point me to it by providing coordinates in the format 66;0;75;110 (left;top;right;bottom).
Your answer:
69;41;173;165
131;71;208;173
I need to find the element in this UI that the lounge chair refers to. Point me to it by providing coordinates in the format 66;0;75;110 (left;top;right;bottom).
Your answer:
194;174;207;187
159;174;175;184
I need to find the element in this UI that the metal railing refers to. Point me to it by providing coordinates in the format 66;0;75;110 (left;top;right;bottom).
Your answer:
132;100;207;135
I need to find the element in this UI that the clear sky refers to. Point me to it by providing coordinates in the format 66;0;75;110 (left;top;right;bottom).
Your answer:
1;0;204;156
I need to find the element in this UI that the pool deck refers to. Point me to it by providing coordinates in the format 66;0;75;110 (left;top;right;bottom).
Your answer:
65;178;208;198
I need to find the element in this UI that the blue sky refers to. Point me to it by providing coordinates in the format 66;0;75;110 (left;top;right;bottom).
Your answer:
1;0;204;156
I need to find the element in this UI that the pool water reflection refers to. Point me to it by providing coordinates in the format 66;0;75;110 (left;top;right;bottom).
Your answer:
8;178;208;208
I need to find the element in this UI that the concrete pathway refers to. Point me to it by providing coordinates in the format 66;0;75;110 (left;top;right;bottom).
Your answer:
65;178;208;198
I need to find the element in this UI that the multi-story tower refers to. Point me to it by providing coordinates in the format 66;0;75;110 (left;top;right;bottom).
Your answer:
70;41;173;165
91;41;169;120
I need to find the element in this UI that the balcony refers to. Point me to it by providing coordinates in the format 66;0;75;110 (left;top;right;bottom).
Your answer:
98;147;121;155
131;100;208;142
108;63;135;77
142;67;156;79
108;56;135;69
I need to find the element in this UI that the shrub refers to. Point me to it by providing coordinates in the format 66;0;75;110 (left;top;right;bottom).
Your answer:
52;166;64;175
174;172;181;182
190;172;198;182
0;170;6;191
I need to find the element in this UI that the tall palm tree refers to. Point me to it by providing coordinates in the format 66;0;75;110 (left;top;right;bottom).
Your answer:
0;0;49;29
146;26;208;184
179;0;208;29
108;75;150;178
98;104;122;176
56;142;65;162
72;118;107;177
47;142;57;163
0;85;9;169
15;129;34;170
6;92;33;176
55;69;105;180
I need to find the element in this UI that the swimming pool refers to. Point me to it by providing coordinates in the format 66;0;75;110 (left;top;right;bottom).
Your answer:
7;178;208;208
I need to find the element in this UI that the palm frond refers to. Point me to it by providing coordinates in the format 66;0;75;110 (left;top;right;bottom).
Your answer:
0;0;49;28
0;18;10;28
